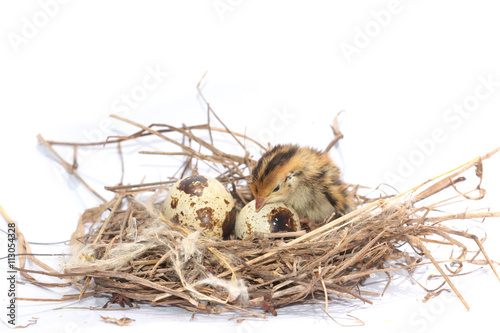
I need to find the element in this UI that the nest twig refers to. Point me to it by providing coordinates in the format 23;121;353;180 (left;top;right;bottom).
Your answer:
3;77;500;319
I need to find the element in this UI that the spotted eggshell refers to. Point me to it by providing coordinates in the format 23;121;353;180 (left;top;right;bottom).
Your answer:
163;175;236;239
235;200;301;239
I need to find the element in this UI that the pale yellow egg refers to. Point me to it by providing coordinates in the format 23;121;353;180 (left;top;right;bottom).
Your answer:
163;175;236;239
235;200;301;239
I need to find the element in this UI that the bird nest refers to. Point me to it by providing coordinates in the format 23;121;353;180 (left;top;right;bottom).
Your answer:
10;82;500;320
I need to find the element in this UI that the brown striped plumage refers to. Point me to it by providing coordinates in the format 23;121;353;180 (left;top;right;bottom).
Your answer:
249;144;353;224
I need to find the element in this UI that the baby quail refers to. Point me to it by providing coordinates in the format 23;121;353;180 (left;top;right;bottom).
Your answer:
249;144;353;225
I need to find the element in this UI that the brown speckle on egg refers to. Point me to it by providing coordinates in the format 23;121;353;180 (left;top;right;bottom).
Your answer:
267;208;296;232
177;175;208;197
244;220;254;235
171;197;178;209
222;206;237;238
196;207;214;229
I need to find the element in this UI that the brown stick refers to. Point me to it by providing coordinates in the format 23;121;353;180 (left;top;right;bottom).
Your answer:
37;134;108;203
409;236;470;311
324;111;345;153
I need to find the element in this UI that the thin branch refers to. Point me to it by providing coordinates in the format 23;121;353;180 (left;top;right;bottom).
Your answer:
37;134;107;203
197;71;247;151
325;111;345;153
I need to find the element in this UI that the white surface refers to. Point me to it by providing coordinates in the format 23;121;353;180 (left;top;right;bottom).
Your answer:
1;1;500;332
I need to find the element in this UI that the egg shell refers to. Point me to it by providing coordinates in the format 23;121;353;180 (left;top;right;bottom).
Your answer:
235;200;301;239
163;175;236;239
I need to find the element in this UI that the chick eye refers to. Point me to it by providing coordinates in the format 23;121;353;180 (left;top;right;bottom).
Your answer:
272;184;281;193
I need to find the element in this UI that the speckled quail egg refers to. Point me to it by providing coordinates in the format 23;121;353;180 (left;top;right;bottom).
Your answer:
163;175;236;239
235;200;301;239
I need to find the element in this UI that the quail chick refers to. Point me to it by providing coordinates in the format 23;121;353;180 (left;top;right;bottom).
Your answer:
249;144;353;225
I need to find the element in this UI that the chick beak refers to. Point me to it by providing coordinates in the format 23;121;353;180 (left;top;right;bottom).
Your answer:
255;197;268;211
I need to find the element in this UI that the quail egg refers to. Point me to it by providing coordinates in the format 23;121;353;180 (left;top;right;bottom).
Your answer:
163;175;236;239
235;200;300;239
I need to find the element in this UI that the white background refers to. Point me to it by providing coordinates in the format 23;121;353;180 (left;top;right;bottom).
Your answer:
1;1;500;332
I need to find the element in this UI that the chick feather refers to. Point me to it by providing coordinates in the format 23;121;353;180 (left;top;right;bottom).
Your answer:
249;144;352;223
